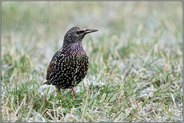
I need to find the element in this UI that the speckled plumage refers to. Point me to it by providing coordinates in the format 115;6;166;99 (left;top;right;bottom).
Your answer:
45;27;97;94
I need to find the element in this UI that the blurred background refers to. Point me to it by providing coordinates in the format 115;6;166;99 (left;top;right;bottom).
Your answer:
2;1;182;76
2;1;183;122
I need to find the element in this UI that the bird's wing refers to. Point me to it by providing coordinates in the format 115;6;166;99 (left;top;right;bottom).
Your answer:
46;51;62;80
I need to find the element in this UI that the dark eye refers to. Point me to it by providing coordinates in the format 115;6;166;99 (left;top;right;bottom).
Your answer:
76;30;85;34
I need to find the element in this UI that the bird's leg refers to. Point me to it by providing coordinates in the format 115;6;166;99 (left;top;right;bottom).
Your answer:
56;87;61;93
56;87;64;99
72;88;76;99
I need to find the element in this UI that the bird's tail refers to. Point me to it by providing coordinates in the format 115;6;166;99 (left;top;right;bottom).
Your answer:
43;80;52;85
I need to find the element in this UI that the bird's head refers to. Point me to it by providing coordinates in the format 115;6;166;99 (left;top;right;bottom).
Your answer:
63;27;98;45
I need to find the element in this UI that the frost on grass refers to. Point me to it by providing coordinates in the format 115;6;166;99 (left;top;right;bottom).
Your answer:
83;75;105;88
64;113;79;122
38;84;56;100
138;85;155;98
28;111;46;122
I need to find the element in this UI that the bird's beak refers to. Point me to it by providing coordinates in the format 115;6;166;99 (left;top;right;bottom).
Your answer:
84;29;98;34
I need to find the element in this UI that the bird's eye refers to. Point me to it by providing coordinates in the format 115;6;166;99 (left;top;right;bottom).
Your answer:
76;30;85;34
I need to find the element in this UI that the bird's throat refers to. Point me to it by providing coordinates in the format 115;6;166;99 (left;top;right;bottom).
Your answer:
62;42;86;56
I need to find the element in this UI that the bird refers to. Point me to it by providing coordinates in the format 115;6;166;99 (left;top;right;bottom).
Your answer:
44;26;98;98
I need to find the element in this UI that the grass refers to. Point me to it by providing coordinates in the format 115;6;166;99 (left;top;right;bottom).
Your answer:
2;1;183;122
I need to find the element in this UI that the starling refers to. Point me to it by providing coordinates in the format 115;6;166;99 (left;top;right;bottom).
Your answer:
44;27;98;98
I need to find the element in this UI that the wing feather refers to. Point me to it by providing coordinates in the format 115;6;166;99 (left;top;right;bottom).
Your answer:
46;51;62;80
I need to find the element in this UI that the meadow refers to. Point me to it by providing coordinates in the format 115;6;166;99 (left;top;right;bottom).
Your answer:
2;1;183;122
